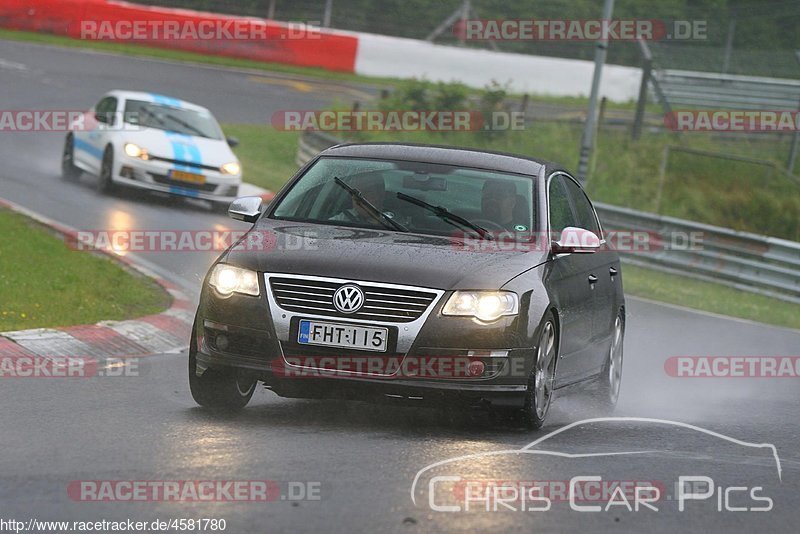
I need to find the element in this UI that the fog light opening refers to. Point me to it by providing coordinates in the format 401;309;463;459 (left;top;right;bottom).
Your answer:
468;360;485;377
215;333;230;351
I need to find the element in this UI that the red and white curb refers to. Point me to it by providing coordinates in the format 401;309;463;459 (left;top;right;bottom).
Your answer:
0;197;195;362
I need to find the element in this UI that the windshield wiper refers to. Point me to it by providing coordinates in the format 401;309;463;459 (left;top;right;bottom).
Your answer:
163;113;209;138
136;107;167;128
396;192;493;240
333;177;409;233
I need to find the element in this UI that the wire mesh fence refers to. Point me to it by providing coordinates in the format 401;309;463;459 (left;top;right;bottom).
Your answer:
137;0;800;78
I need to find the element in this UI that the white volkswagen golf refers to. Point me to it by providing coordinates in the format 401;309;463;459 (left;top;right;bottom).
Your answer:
62;90;242;209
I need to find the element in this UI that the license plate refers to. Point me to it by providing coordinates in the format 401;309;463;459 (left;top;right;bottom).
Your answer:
298;320;388;352
170;169;205;184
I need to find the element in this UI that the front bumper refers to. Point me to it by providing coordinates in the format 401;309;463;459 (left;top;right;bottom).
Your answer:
196;343;527;409
115;155;241;202
193;273;537;409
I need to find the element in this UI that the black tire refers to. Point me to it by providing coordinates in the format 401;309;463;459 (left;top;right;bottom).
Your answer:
592;309;625;411
188;328;256;411
97;145;116;194
61;134;81;181
520;312;559;429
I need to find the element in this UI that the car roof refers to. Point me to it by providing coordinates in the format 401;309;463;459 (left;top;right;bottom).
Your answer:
318;142;566;177
103;90;209;113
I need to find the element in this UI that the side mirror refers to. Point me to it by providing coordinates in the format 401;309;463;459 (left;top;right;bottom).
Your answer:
94;112;107;124
227;136;240;148
551;226;601;254
228;196;262;223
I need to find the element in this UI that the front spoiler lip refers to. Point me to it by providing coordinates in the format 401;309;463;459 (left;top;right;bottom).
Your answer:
113;175;238;201
195;350;527;393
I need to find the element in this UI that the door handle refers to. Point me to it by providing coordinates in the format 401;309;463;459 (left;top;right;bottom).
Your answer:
609;267;618;277
588;274;598;284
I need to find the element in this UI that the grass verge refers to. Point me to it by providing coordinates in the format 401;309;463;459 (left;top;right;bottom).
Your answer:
0;208;170;331
622;264;800;331
222;125;301;193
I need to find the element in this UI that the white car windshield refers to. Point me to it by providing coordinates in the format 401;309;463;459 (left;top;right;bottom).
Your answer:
123;99;223;140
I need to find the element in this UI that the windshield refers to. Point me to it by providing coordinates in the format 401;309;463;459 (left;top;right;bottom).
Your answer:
272;157;535;240
123;99;223;140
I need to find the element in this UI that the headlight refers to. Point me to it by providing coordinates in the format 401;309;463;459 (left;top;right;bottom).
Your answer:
220;161;241;175
124;143;149;160
442;291;519;322
208;264;259;297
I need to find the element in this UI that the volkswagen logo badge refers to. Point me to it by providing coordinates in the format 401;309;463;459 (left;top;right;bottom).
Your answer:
333;285;365;314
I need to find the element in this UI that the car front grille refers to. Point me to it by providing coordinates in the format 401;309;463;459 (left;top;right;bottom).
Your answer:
150;173;218;192
269;276;439;323
149;155;220;172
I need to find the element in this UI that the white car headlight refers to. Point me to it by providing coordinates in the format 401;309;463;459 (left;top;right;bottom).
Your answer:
220;161;241;175
124;143;149;160
442;291;519;322
208;264;259;297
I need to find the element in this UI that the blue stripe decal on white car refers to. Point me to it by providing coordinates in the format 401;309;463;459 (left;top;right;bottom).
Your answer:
73;137;103;160
149;93;183;108
148;94;205;176
165;132;203;172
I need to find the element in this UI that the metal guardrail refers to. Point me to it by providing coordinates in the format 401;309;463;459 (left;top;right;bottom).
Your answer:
595;203;800;304
295;130;343;167
653;69;800;111
296;130;800;304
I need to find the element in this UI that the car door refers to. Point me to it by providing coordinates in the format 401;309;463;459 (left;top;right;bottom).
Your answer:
561;174;618;373
76;96;117;173
544;172;598;386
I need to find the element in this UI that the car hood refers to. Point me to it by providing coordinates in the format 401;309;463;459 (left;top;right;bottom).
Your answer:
222;220;548;290
121;127;236;167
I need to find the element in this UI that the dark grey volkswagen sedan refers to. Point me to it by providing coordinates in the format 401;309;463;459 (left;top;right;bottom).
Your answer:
189;143;625;428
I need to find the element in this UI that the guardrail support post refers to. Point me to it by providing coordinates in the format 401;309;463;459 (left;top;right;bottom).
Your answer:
632;41;652;141
789;130;799;174
578;0;615;184
655;145;670;214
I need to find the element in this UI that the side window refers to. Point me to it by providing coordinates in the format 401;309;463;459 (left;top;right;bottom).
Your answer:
95;97;118;125
562;176;601;236
548;175;576;235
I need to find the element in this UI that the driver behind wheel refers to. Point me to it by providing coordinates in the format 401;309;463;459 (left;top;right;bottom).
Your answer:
481;179;519;231
330;173;387;224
